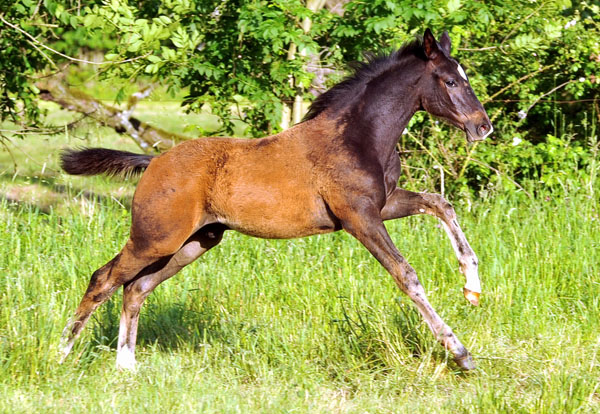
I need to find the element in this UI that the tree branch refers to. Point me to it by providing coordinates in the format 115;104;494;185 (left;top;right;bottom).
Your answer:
484;64;555;103
0;15;150;66
36;77;187;152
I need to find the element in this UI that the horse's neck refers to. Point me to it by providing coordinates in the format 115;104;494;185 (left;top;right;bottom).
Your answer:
341;79;420;169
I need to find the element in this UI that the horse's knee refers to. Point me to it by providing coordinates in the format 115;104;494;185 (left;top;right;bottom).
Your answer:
423;193;456;219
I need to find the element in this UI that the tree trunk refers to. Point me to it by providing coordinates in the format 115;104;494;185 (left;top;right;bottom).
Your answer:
280;0;327;129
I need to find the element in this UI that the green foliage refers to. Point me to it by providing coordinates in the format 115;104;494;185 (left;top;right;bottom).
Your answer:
67;0;331;136
394;108;598;197
0;0;55;123
71;0;600;140
0;0;111;124
1;0;599;192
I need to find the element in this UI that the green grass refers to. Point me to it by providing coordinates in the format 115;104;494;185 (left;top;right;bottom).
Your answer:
0;107;599;413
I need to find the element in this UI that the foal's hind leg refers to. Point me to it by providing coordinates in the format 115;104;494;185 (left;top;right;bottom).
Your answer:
381;188;481;305
116;225;225;370
59;241;159;361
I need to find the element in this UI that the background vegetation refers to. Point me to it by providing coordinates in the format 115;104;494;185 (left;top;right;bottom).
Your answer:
0;1;599;412
1;0;599;193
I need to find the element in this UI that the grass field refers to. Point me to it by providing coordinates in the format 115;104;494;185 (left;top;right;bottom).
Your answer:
1;104;599;413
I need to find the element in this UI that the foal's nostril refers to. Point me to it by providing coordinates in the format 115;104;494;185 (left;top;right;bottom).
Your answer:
477;123;492;138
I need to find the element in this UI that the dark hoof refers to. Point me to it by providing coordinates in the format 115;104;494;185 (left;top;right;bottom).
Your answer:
454;353;476;371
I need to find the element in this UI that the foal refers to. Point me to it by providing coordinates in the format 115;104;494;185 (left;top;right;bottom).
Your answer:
60;29;492;371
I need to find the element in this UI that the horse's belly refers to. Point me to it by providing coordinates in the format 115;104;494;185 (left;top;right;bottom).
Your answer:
229;216;337;239
212;188;339;239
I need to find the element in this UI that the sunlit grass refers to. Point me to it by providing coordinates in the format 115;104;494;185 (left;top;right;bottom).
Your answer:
0;108;599;413
1;186;599;412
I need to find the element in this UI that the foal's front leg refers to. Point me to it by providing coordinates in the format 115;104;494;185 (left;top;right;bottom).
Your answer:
339;203;475;370
381;188;481;305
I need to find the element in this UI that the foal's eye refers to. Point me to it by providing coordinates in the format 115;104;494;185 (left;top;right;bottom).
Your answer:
445;80;457;88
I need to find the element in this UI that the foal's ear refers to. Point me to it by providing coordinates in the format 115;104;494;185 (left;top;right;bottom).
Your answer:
439;31;451;55
423;28;441;60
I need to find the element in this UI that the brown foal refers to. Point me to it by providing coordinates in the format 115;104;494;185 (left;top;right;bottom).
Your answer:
59;29;493;371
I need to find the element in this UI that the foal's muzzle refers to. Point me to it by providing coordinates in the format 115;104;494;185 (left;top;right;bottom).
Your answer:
465;119;493;142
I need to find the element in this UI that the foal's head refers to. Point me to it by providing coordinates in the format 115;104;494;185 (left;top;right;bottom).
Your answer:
419;29;493;142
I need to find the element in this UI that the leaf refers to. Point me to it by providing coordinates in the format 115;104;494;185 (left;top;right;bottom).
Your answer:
447;0;461;13
544;23;562;39
158;16;172;25
144;63;160;74
82;14;102;28
115;87;126;104
127;40;143;53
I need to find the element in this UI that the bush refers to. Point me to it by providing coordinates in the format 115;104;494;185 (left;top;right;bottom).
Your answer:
1;0;598;195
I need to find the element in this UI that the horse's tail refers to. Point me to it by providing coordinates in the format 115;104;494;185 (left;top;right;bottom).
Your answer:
60;148;155;177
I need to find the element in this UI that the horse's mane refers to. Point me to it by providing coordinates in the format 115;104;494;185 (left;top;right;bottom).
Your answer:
302;38;426;122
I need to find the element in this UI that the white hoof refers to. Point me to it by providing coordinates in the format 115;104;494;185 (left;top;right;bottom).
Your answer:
462;266;481;294
116;347;137;371
58;341;74;363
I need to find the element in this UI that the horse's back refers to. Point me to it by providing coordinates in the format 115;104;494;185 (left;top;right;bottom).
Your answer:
131;132;339;241
210;134;339;238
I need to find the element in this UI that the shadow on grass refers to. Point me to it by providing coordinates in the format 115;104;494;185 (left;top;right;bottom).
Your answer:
87;293;241;354
0;172;134;211
83;291;461;371
331;298;432;362
75;279;463;373
0;194;52;214
328;297;468;373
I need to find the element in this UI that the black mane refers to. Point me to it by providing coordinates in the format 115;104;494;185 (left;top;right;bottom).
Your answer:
302;38;426;122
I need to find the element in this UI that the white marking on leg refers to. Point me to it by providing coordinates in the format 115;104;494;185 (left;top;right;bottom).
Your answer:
440;220;481;294
59;319;78;363
116;346;137;370
59;341;74;363
116;310;137;370
463;266;481;293
457;64;468;81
